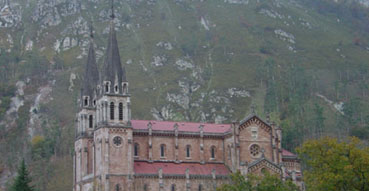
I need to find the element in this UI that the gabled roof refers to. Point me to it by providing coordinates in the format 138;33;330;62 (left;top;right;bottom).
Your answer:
240;114;272;127
282;149;297;157
134;161;230;176
282;149;299;160
247;157;282;174
239;114;273;133
131;120;231;134
248;157;281;170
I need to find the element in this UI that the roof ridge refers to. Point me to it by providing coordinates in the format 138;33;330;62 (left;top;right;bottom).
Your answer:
131;119;231;126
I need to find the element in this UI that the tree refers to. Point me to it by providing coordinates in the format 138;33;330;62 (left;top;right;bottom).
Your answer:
217;171;299;191
297;137;369;191
10;160;34;191
313;103;325;137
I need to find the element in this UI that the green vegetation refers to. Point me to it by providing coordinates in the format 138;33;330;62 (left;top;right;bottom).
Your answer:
217;171;299;191
297;137;369;191
9;160;34;191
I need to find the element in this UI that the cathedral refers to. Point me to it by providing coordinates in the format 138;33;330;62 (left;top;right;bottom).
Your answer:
73;5;303;191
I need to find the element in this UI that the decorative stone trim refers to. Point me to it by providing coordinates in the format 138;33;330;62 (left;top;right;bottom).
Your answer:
239;115;272;133
132;129;226;138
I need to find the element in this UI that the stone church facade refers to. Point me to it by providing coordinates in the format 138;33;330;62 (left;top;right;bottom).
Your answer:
73;6;303;191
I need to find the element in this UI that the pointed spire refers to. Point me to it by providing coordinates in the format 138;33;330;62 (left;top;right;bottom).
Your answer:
89;24;94;39
101;0;127;94
110;0;115;19
81;23;99;106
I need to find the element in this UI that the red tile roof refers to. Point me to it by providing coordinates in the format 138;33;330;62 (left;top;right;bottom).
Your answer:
134;161;230;176
131;120;231;134
282;149;297;157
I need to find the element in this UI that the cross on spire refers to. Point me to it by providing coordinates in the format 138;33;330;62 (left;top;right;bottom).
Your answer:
110;0;115;19
251;104;256;115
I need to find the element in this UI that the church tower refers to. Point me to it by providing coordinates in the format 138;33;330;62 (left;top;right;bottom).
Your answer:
74;26;99;191
93;1;133;190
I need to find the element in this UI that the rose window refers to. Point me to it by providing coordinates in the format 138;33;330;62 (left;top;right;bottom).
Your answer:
250;144;260;157
113;136;122;147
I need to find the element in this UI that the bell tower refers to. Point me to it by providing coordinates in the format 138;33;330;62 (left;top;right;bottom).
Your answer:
74;25;99;191
93;0;133;190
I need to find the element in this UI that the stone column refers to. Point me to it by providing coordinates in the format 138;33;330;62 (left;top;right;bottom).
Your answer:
233;122;240;171
185;168;191;191
212;169;217;191
276;126;282;164
73;152;76;191
199;125;204;163
96;105;100;124
158;168;163;191
174;123;179;162
83;114;87;134
148;122;153;161
271;122;279;164
127;138;133;183
85;147;89;176
93;143;95;177
79;149;82;182
127;101;131;121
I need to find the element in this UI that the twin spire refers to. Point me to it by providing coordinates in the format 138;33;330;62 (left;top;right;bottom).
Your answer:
81;0;126;107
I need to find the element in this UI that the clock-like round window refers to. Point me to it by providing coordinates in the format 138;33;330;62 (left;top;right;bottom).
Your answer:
250;144;260;157
113;136;122;147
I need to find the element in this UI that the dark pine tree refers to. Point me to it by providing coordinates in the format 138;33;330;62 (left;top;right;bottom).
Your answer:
10;160;34;191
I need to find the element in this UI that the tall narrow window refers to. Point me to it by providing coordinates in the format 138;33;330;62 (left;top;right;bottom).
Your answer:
115;184;120;191
134;143;139;157
119;102;123;120
186;145;191;158
89;115;93;128
198;184;203;191
110;102;115;120
211;146;216;159
115;85;118;93
171;184;176;191
105;83;109;93
84;97;88;106
143;184;148;191
160;144;165;157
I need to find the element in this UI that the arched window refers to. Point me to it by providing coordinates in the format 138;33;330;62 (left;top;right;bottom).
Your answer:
110;102;115;120
119;102;123;120
143;184;148;191
160;144;166;158
105;83;109;93
89;115;93;128
114;85;118;93
115;184;120;191
84;97;88;106
171;184;176;191
186;145;191;158
198;184;203;191
134;143;139;157
211;146;216;159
